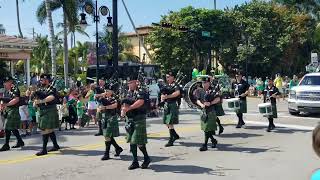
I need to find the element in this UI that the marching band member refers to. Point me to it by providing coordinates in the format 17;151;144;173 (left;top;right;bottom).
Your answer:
33;74;60;156
0;76;25;151
196;77;219;151
98;84;123;160
94;78;107;136
210;76;225;134
231;71;249;128
161;71;181;147
263;78;280;132
121;74;151;170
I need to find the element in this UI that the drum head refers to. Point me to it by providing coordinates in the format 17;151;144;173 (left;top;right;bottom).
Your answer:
183;81;202;109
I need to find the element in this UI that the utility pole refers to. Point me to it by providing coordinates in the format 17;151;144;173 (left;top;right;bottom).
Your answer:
32;28;35;40
214;0;216;10
112;0;119;71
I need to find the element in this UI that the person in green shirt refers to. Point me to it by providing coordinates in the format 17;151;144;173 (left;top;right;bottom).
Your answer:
26;89;37;134
289;75;299;89
77;95;85;128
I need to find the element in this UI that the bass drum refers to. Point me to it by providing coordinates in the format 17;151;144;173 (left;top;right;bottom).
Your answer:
183;81;202;109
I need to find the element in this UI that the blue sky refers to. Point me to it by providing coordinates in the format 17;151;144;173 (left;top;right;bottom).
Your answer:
0;0;249;43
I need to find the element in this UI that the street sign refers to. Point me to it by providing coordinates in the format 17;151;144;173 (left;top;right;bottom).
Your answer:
98;42;108;56
311;53;318;65
202;31;211;37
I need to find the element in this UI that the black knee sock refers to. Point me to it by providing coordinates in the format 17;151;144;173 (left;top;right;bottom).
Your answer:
138;145;150;160
209;131;216;142
172;129;179;137
49;132;59;148
268;118;274;127
12;129;23;143
216;117;222;127
204;132;209;146
236;113;244;124
130;144;138;162
104;141;111;155
169;129;174;139
98;121;102;133
270;118;275;126
110;137;121;149
4;130;11;145
42;134;49;152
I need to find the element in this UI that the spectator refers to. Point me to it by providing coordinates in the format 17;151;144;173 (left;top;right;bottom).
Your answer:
289;75;299;89
85;83;97;125
76;95;85;128
274;73;283;94
148;79;160;117
256;78;264;97
19;98;30;137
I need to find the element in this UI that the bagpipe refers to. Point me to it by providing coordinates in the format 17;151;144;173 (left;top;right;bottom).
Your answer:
120;66;150;118
32;78;57;101
158;70;186;107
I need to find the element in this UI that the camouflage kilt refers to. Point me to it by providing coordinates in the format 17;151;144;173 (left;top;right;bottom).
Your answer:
267;104;278;119
39;105;59;130
201;110;217;132
4;107;21;130
163;102;179;125
236;99;247;114
126;114;147;145
102;113;120;138
214;103;225;116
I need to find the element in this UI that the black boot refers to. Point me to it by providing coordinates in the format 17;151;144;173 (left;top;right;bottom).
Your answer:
236;113;245;128
172;129;180;140
139;145;151;169
199;132;209;151
128;144;139;170
48;132;60;152
11;129;24;148
94;121;103;136
209;131;218;148
267;118;272;132
101;141;111;160
0;130;11;152
165;129;174;147
36;134;49;156
111;137;123;157
216;117;224;135
270;118;276;130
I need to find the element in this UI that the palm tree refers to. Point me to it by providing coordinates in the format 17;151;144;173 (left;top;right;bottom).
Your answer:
100;26;137;63
37;0;93;87
30;36;52;74
16;0;23;37
36;0;59;77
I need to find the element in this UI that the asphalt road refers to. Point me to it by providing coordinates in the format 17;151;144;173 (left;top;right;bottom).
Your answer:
0;97;319;180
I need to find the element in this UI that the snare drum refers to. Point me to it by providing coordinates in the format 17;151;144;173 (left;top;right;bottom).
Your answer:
258;103;272;116
226;98;240;111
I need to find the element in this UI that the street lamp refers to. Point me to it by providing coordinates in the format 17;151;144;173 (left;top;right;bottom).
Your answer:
79;1;112;83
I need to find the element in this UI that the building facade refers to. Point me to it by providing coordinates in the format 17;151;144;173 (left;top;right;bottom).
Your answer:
122;26;154;64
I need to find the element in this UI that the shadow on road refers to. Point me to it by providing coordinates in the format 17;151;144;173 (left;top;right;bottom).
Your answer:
244;126;311;134
178;141;281;154
219;133;263;138
149;164;225;175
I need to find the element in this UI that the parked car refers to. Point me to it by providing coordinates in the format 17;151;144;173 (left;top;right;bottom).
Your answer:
288;72;320;115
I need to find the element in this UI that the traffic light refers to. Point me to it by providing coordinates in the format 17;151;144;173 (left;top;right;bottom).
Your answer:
178;26;189;32
161;22;173;28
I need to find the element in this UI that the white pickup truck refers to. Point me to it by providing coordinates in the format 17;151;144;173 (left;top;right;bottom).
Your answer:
288;73;320;115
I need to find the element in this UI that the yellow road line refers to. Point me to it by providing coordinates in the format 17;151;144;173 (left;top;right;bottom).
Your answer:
0;119;235;165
